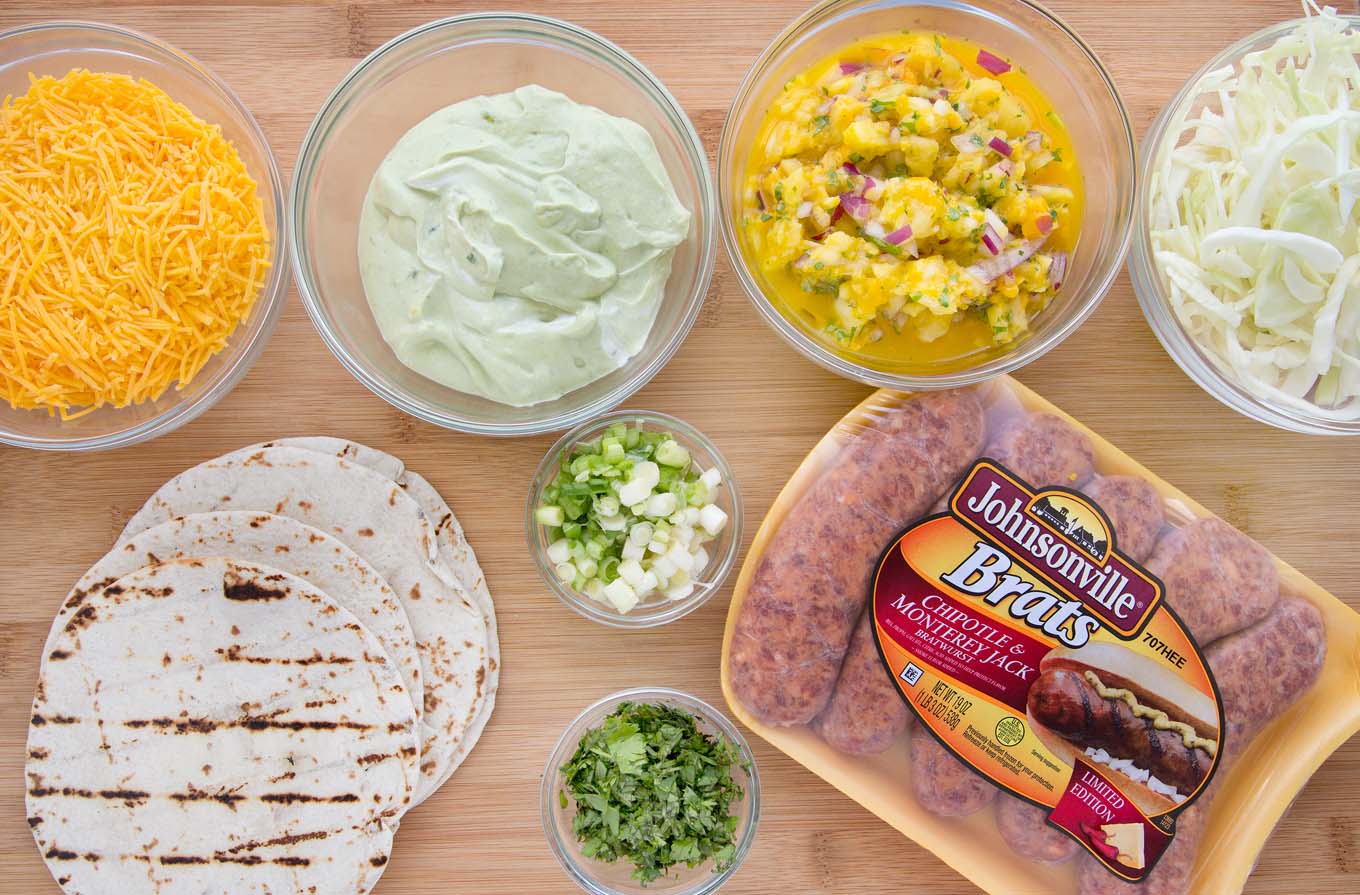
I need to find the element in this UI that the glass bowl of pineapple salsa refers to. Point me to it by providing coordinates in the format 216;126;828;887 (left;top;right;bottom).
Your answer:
718;0;1135;388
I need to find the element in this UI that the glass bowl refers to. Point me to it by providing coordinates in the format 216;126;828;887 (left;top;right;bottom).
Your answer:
718;0;1135;389
526;410;743;629
1131;13;1360;435
0;22;288;451
541;687;760;895
291;14;716;436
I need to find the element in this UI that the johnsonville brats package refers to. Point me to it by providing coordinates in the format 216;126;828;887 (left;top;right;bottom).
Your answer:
719;377;1360;895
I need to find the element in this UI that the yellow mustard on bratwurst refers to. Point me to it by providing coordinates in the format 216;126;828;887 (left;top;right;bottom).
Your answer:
741;32;1083;366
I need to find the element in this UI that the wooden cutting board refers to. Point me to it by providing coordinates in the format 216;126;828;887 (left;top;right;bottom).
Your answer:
0;1;1356;894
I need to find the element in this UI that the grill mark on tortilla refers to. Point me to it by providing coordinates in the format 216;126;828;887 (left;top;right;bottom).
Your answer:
356;747;414;766
29;786;149;803
28;816;42;827
223;829;330;854
45;848;98;862
371;855;389;867
31;713;78;726
259;792;360;804
48;649;71;660
222;579;289;602
122;716;373;733
28;748;49;760
63;604;98;634
215;644;357;666
151;854;312;867
170;785;246;807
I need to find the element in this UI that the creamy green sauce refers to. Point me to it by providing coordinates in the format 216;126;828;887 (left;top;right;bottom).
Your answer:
358;85;691;407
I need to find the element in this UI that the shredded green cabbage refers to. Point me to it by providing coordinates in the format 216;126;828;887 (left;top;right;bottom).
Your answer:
1149;2;1360;420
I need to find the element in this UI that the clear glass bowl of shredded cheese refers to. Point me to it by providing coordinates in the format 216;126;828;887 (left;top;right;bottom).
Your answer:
0;22;288;451
1133;4;1360;434
718;0;1135;389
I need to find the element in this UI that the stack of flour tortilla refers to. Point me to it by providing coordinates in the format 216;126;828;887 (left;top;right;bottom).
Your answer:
25;438;497;895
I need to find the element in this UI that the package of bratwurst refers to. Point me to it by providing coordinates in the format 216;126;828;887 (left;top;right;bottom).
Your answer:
720;377;1360;895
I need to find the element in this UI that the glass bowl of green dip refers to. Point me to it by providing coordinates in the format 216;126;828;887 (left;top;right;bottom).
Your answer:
292;13;715;436
542;688;760;895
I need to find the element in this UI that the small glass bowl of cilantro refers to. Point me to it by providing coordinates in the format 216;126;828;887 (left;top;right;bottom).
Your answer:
542;688;760;894
526;411;743;628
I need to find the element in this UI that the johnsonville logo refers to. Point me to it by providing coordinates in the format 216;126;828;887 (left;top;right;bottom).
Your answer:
945;462;1162;642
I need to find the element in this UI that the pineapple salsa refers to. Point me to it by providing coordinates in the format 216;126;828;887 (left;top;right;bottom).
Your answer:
741;32;1084;365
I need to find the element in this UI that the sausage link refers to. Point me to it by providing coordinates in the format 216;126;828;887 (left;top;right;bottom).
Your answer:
987;413;1097;489
1075;598;1326;895
1146;518;1279;644
814;610;911;754
911;729;998;817
1083;476;1164;562
997;796;1080;864
728;389;986;726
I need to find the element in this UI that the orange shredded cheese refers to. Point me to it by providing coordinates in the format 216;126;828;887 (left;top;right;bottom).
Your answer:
0;69;270;419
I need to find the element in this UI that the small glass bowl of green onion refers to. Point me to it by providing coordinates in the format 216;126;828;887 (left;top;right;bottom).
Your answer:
526;410;742;628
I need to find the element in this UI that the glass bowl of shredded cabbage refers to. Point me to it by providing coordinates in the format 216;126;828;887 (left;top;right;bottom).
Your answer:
1133;2;1360;434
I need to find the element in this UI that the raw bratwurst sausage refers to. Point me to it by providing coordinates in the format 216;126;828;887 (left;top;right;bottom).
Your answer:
911;728;998;816
1075;598;1326;895
813;610;911;755
1146;517;1279;644
729;389;986;727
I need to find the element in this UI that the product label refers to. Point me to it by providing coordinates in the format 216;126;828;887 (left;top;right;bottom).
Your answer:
873;461;1223;880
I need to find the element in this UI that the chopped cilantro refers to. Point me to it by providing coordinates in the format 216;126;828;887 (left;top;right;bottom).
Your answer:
849;152;864;163
870;98;894;117
947;206;965;221
893;163;909;177
559;702;745;885
482;112;496;123
812;114;831;133
1051;147;1064;162
760;213;772;222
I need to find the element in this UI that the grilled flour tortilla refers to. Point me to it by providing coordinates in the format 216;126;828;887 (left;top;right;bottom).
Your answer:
118;445;490;805
259;436;498;781
50;511;425;727
26;558;417;895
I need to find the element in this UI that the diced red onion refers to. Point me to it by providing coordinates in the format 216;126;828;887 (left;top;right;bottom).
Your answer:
1050;251;1068;290
755;191;765;211
977;49;1011;75
817;97;837;116
830;204;844;224
988;136;1013;157
987;159;1016;179
860;176;878;196
1024;130;1043;152
938;88;950;100
980;226;1003;256
811;231;829;242
842;161;862;176
888;127;901;143
839;193;871;223
792;252;812;270
891;54;906;65
839;61;865;75
796;201;814;219
951;134;981;154
1036;214;1053;236
864;219;886;239
885;225;913;245
1031;151;1055;169
967;237;1047;284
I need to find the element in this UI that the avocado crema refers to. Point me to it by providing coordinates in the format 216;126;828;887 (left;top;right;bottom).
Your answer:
358;85;691;407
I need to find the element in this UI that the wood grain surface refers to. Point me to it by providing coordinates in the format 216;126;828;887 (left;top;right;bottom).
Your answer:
1;2;1357;894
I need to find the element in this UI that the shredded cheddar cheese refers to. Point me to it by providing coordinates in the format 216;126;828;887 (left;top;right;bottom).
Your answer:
0;69;270;419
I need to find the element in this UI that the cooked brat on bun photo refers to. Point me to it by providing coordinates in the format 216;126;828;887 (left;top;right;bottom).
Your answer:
1027;642;1220;814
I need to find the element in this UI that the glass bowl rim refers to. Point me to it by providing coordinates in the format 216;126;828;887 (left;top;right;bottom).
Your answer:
716;0;1136;390
1131;11;1360;436
540;686;761;895
0;19;290;452
525;409;744;629
289;11;717;437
